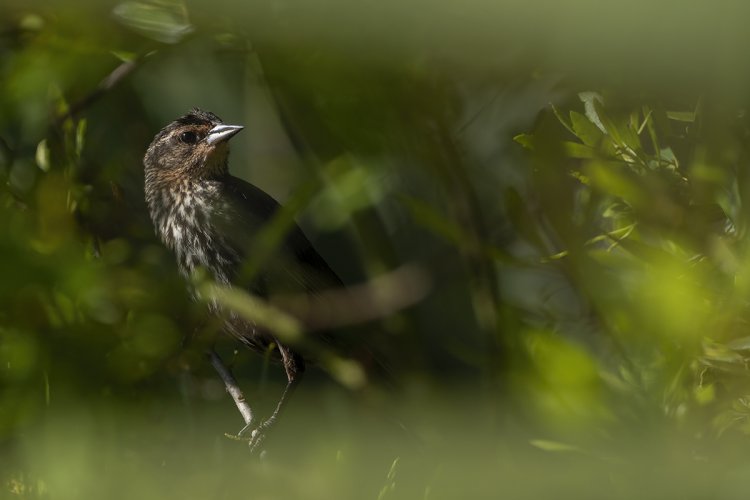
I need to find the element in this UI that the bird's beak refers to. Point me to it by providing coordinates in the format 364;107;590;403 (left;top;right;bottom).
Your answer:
206;124;244;145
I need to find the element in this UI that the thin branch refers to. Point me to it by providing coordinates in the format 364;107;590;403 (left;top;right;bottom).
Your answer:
456;89;502;135
54;54;146;127
207;349;254;427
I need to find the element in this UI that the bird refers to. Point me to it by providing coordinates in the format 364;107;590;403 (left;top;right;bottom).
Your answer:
143;108;343;449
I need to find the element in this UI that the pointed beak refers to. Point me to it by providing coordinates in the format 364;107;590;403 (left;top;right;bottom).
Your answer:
206;124;244;145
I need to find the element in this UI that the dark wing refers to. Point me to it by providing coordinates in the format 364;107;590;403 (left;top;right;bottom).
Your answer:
221;175;343;296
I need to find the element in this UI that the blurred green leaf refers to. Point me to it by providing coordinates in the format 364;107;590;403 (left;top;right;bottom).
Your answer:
112;1;193;43
199;281;303;342
35;140;50;172
563;141;596;159
513;133;534;149
666;111;696;123
530;439;583;453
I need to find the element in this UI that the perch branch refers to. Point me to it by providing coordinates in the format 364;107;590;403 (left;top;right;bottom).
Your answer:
208;349;254;427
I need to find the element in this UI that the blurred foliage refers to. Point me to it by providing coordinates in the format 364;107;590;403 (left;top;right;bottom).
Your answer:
5;0;750;498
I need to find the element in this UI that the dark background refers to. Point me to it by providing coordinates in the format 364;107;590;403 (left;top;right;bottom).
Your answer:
4;0;750;498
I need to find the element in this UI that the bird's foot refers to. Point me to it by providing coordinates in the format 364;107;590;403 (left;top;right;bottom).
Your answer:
222;419;254;441
247;425;268;454
223;418;275;453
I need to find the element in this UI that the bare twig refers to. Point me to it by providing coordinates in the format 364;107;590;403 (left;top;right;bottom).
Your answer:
54;55;145;127
207;349;254;427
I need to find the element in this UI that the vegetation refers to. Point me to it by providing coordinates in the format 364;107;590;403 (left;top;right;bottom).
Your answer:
4;0;750;498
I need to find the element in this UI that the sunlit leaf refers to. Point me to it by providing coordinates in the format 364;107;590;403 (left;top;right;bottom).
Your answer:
35;139;50;172
570;110;604;147
514;133;534;149
578;91;606;133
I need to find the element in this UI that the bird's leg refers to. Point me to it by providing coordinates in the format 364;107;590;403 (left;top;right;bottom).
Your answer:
247;343;305;452
207;349;255;435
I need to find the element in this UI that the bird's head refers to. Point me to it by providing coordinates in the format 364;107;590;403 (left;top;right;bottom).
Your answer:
144;108;244;184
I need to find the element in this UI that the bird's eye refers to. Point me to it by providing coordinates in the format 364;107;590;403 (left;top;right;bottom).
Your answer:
179;131;199;144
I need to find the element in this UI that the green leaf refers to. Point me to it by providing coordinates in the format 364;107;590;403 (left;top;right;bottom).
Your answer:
562;141;596;159
75;119;87;159
727;336;750;351
111;50;137;63
666;111;696;122
642;105;661;159
199;282;302;342
619;116;643;152
651;105;673;142
578;91;606;133
592;99;624;145
570;111;604;147
694;384;715;405
513;133;534;149
35;139;50;172
615;238;680;263
530;439;583;453
19;14;44;31
586;100;643;158
629;110;640;133
551;103;576;136
584;162;645;204
112;1;193;44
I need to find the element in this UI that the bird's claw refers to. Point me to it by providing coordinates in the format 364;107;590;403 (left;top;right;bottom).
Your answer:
223;419;273;453
223;420;254;441
223;431;249;442
248;427;267;453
